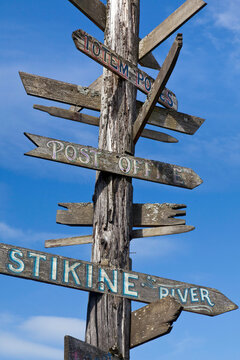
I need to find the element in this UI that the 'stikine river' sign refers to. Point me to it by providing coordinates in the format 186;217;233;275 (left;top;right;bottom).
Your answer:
0;243;237;316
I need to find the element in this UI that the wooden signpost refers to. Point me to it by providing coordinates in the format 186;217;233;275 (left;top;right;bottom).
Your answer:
33;102;205;137
65;296;183;357
130;297;182;348
56;202;187;227
67;0;161;71
133;33;182;144
33;105;178;144
1;1;237;359
0;243;237;316
44;225;195;248
65;336;119;360
19;72;205;135
72;29;178;110
24;133;202;189
139;0;207;60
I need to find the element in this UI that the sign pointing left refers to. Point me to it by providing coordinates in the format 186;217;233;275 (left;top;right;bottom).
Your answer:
24;133;203;189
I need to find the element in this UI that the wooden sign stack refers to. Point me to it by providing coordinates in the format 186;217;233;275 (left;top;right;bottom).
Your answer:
0;1;238;359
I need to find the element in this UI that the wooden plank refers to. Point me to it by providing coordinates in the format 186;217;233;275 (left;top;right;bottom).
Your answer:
20;72;205;135
44;225;195;248
133;34;182;144
64;336;119;360
139;0;207;60
0;242;237;316
68;0;106;31
72;29;178;110
67;0;160;71
34;104;178;143
24;133;203;189
69;75;103;112
56;202;187;227
65;296;182;355
132;225;194;238
130;296;182;348
19;72;102;111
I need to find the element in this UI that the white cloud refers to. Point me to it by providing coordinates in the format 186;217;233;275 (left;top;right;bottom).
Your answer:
0;332;62;360
20;316;85;344
0;312;85;360
214;1;240;32
0;221;73;245
131;237;182;258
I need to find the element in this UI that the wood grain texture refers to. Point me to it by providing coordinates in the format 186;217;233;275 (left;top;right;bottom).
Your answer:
130;296;182;348
19;72;101;111
56;202;187;227
20;72;205;135
64;336;119;360
67;0;160;70
69;75;103;112
133;34;182;144
44;225;194;248
84;1;139;357
24;133;203;189
68;0;106;31
139;0;207;59
0;243;237;316
65;297;182;355
33;104;178;143
72;29;178;110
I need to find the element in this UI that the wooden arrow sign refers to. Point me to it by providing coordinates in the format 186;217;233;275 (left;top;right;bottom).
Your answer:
56;202;187;227
64;336;119;360
0;243;237;316
133;34;182;144
19;72;205;135
130;297;182;348
139;0;207;60
33;104;178;144
67;0;161;71
24;133;203;189
65;296;182;355
45;225;195;248
72;29;178;110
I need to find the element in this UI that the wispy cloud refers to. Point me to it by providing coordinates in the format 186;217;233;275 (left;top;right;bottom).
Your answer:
0;221;73;245
213;1;240;33
0;312;85;360
20;315;85;344
0;332;62;360
130;237;184;258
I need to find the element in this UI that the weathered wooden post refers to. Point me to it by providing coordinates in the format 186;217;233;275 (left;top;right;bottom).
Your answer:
1;1;238;359
85;1;139;358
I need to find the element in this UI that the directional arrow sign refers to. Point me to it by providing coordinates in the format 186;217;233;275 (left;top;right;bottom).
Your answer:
68;0;160;70
19;72;205;135
139;0;207;60
72;29;178;110
56;202;187;227
34;104;178;144
0;243;237;316
24;133;203;189
44;225;195;248
64;336;118;360
133;33;182;144
130;297;182;348
65;296;182;355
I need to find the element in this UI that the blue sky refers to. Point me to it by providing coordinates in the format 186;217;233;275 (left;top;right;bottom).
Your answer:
0;0;239;359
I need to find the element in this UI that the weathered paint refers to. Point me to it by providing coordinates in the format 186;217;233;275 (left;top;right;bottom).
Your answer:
24;133;202;189
0;243;237;316
72;29;178;110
